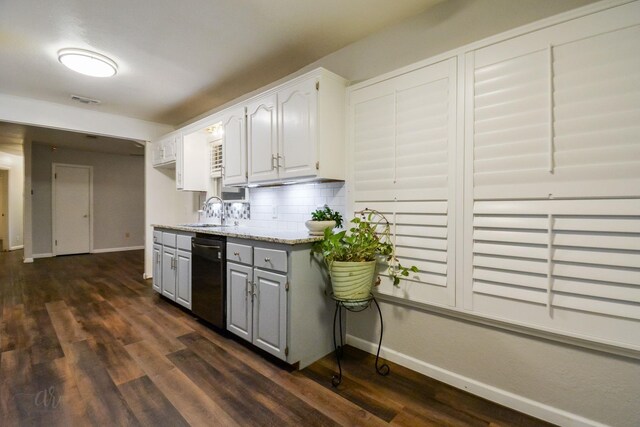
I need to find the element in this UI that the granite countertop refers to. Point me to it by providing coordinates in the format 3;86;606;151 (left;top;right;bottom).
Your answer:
152;224;323;245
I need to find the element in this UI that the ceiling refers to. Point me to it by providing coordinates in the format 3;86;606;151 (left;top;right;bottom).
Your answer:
0;121;144;156
0;0;443;127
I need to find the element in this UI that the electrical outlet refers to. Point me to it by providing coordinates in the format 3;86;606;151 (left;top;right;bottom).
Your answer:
272;205;278;219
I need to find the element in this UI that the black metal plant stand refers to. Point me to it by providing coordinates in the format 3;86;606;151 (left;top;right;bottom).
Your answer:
330;292;389;387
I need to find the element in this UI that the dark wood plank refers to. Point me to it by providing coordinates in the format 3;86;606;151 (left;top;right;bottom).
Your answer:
70;301;145;385
65;340;139;425
150;367;240;426
168;347;285;426
27;308;65;365
177;331;340;427
118;375;190;427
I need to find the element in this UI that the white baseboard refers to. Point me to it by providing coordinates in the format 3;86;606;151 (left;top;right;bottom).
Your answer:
346;334;605;427
10;245;24;250
91;245;144;254
23;257;34;263
33;253;53;259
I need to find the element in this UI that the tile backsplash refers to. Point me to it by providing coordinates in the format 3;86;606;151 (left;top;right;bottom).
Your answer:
204;202;251;222
248;182;346;232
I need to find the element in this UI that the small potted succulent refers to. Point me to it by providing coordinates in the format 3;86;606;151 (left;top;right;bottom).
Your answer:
313;209;418;300
305;205;343;236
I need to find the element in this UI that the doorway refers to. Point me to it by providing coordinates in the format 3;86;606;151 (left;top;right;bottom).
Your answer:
0;169;8;251
52;163;93;255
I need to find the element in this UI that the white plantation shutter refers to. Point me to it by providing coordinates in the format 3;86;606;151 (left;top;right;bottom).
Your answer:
350;58;457;306
353;201;452;305
471;15;640;200
466;3;640;350
210;142;223;178
470;199;640;346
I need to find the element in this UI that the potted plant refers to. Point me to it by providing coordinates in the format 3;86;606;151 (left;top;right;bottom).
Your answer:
313;209;418;300
305;205;343;235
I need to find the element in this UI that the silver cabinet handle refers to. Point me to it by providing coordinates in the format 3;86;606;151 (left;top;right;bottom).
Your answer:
252;282;258;298
234;251;240;256
271;154;277;170
246;279;251;298
276;155;283;169
264;257;270;262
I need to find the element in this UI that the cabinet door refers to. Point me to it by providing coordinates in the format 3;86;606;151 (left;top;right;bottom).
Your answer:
247;94;279;183
175;249;191;309
164;136;177;163
175;135;184;189
152;141;165;166
222;106;247;186
226;262;253;341
152;244;162;293
278;78;318;180
161;247;177;300
252;269;287;360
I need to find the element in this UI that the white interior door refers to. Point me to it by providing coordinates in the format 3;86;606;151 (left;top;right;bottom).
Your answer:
53;164;91;255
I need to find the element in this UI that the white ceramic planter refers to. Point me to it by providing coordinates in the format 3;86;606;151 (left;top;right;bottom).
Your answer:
305;220;336;235
329;260;376;300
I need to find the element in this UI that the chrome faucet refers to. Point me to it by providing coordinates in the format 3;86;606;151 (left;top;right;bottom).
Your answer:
202;196;225;225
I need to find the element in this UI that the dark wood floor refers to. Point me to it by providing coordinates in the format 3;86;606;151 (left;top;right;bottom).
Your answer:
0;249;553;426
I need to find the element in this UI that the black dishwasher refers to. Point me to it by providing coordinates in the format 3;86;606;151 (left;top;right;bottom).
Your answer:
191;235;226;329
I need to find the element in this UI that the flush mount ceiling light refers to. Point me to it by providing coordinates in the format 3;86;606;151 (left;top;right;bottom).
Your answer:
58;48;118;77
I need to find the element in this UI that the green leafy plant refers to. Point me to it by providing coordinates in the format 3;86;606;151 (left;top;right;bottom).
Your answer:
310;205;343;228
313;210;418;286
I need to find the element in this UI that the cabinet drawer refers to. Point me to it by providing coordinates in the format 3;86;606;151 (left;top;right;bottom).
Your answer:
177;234;192;251
153;230;163;244
227;243;253;265
254;247;287;273
162;231;177;247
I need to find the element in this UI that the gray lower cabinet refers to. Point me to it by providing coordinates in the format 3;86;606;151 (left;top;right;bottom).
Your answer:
152;228;193;310
175;249;192;309
227;262;253;340
252;269;288;359
161;245;177;299
227;262;287;359
226;238;332;368
152;243;162;293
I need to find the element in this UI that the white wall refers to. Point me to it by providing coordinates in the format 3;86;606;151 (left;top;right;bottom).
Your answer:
0;150;24;250
31;143;145;255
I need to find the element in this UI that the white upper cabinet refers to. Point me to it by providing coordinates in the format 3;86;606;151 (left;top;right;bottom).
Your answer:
222;106;247;186
277;77;318;180
152;133;179;167
243;68;347;185
247;94;279;183
178;129;209;191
